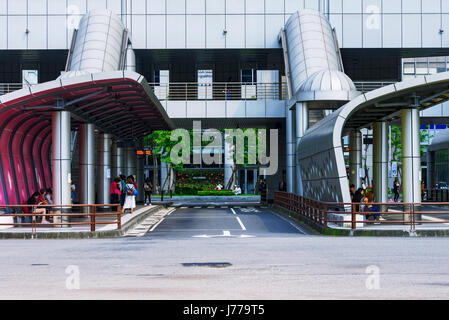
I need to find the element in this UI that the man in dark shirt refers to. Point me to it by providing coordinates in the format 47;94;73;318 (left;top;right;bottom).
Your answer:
279;179;287;192
349;184;355;201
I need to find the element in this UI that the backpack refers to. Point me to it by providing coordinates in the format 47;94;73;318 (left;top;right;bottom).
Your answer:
127;185;135;196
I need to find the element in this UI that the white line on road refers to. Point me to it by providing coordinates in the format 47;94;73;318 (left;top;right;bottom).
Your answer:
149;218;165;232
223;230;231;236
269;211;307;234
236;217;246;230
230;208;237;215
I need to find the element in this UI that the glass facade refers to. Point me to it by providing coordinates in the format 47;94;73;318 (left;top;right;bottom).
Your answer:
435;150;449;185
402;56;449;79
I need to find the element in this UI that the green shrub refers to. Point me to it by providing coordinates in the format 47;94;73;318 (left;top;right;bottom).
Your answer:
197;190;235;196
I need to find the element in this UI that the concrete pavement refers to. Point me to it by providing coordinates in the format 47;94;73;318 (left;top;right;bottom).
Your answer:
1;206;449;299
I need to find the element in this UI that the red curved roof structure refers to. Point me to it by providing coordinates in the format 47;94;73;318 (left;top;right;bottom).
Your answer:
0;70;173;206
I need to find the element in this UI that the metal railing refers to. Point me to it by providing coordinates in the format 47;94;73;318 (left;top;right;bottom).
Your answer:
353;81;396;93
274;191;449;232
150;82;287;101
0;83;28;95
423;189;449;202
0;81;394;99
0;204;122;236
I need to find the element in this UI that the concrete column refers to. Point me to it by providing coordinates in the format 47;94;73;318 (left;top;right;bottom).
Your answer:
111;140;118;178
52;111;71;226
79;123;95;207
97;133;112;205
295;102;308;196
244;169;248;194
286;106;295;193
160;160;168;192
125;147;137;177
401;108;421;204
427;150;435;190
224;131;235;190
373;122;388;204
349;131;362;189
116;146;125;176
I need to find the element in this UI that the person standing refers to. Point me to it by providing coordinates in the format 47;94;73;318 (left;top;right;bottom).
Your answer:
279;178;287;192
349;184;355;201
361;178;367;191
393;178;400;202
70;181;76;204
122;177;137;214
144;178;153;205
119;174;127;207
110;177;121;204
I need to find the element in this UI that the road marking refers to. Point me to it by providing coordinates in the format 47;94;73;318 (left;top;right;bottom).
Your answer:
125;208;175;236
240;207;260;213
193;230;235;238
230;208;237;215
235;217;246;230
149;217;165;232
269;210;307;234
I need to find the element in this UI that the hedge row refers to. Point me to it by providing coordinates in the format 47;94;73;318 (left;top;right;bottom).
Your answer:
197;190;235;196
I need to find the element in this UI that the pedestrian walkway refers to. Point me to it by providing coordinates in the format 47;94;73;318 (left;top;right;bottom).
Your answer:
0;205;163;239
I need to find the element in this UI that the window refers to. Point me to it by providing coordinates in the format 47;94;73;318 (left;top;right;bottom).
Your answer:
403;62;415;75
241;69;256;84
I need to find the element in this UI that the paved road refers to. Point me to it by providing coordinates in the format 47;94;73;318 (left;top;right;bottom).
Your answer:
145;206;307;239
1;206;449;299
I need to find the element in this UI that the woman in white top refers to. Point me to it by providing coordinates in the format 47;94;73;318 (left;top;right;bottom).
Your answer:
122;177;137;214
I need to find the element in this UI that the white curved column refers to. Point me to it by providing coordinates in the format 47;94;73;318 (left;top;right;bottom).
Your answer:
97;133;112;205
52;111;71;226
224;132;235;190
401;108;421;204
295;102;308;196
349;131;362;189
79;123;95;207
286;106;295;193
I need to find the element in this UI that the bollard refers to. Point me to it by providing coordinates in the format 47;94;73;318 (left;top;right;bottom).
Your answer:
90;205;96;232
117;205;122;230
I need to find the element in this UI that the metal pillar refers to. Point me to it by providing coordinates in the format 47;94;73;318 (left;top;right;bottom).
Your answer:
224;131;235;190
401;108;421;204
295;102;308;196
373;122;388;204
286;105;295;193
244;169;248;194
125;147;136;177
52;111;71;227
111;140;118;178
253;168;258;194
116;146;125;176
136;153;144;202
79;123;95;208
349;131;362;189
427;150;435;191
97;133;112;206
160;160;168;192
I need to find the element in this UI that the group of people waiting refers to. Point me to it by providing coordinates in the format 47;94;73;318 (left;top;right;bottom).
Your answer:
110;175;142;214
23;188;54;224
349;182;382;222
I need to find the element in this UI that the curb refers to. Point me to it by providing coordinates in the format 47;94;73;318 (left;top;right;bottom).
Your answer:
0;205;164;240
272;205;449;237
